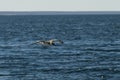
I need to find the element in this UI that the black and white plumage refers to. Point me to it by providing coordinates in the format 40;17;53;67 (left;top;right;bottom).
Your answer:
34;39;63;46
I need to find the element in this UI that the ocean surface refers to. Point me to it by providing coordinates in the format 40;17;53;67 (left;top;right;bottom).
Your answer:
0;15;120;80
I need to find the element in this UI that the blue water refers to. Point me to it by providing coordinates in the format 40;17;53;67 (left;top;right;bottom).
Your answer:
0;15;120;80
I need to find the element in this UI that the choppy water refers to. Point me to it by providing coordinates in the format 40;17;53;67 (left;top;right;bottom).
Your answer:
0;15;120;80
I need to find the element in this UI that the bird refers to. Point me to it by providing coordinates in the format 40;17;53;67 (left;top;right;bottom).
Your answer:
34;39;63;46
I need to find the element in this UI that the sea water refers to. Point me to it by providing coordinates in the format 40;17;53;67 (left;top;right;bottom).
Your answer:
0;15;120;80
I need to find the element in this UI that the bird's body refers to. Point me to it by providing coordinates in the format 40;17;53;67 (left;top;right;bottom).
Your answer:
34;39;63;46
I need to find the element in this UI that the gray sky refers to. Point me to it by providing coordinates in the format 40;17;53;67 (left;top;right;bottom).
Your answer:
0;0;120;11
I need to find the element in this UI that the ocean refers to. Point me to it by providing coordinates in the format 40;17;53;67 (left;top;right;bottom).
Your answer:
0;15;120;80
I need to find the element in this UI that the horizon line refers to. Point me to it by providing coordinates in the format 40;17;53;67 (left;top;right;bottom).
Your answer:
0;11;120;12
0;11;120;15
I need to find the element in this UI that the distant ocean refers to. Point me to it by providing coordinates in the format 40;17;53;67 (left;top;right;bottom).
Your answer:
0;15;120;80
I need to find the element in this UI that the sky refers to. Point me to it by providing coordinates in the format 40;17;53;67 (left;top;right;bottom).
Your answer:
0;0;120;11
